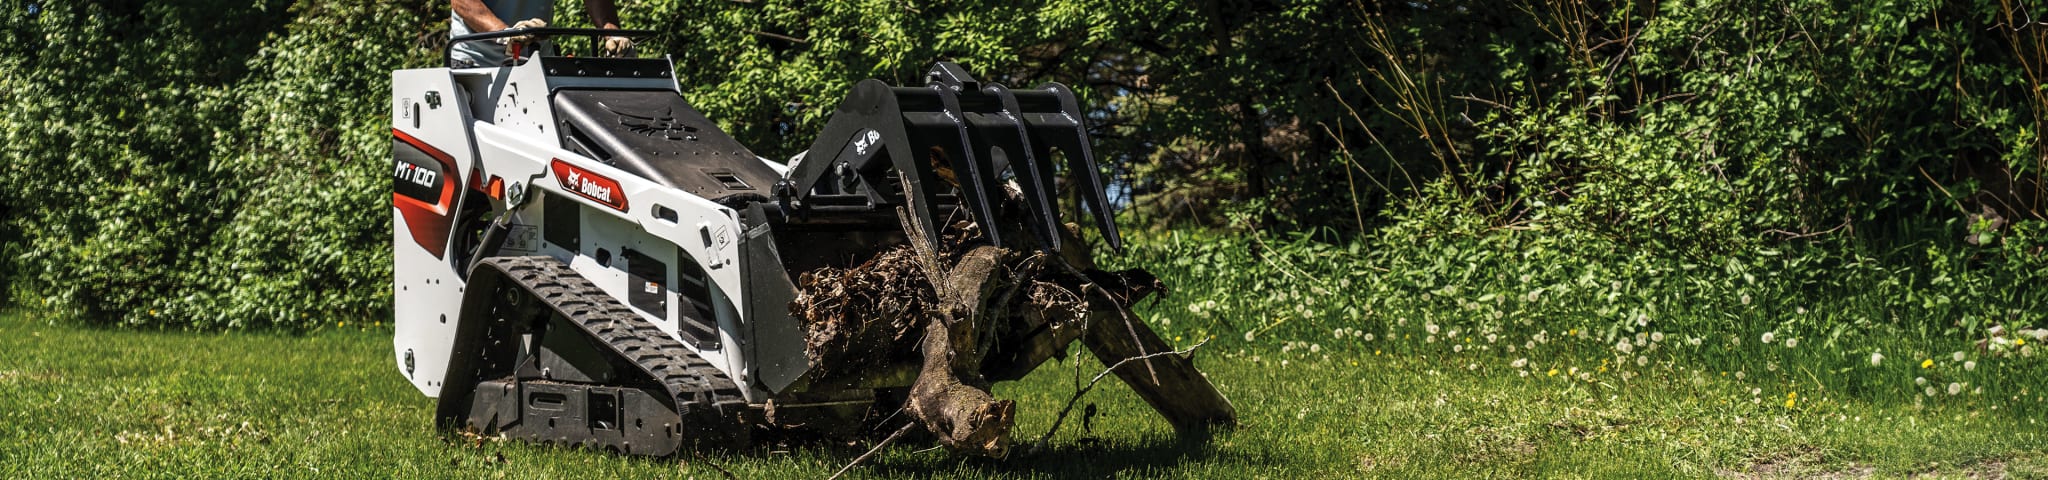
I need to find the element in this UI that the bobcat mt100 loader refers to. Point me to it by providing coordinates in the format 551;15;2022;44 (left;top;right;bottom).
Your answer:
391;28;1232;456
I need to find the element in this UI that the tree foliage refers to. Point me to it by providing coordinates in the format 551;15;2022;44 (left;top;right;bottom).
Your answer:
2;0;2043;328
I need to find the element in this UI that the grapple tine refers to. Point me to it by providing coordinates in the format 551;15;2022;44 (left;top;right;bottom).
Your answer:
926;85;1008;249
1020;82;1124;252
979;83;1063;253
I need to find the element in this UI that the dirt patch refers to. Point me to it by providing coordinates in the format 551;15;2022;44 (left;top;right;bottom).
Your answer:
1716;445;1868;479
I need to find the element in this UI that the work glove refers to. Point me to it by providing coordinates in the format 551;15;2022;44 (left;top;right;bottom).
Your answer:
496;18;549;47
601;35;636;58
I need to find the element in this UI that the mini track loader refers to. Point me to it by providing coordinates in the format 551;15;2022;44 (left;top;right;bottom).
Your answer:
391;28;1233;456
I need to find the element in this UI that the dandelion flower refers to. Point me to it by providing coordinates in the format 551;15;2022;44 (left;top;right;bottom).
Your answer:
1947;383;1962;396
1964;360;1977;371
1761;332;1775;344
1870;352;1885;366
1921;359;1934;369
1784;337;1798;349
1547;368;1560;377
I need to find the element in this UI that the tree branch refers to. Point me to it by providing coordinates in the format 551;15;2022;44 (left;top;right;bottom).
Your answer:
1027;338;1211;453
827;422;918;480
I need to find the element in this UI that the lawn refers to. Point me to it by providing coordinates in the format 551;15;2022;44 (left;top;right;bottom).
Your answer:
1;309;2043;478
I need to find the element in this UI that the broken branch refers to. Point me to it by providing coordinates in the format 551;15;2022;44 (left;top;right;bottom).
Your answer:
1030;339;1211;453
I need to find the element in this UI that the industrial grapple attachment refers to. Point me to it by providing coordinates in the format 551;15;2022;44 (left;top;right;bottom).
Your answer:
777;62;1123;254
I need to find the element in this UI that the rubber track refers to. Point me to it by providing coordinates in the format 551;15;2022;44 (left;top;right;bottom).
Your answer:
482;256;751;447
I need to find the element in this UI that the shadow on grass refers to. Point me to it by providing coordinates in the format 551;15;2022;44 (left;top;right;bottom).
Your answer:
858;428;1279;478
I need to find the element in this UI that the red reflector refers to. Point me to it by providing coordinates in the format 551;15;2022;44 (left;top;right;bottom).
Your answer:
485;176;505;200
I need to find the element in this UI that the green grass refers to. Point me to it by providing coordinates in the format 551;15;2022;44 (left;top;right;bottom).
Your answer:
2;309;2044;478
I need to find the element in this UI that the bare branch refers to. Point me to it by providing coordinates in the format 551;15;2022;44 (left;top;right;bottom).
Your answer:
1028;338;1211;453
827;422;918;480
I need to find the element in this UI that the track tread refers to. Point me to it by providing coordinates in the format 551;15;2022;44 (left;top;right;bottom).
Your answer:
475;256;750;449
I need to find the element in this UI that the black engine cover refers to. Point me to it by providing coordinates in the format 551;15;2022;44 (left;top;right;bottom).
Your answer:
552;89;782;205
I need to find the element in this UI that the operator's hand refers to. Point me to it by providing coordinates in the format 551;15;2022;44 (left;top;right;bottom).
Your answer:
601;35;636;58
496;18;549;46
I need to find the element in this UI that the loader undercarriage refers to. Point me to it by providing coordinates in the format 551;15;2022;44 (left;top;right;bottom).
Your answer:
439;257;750;455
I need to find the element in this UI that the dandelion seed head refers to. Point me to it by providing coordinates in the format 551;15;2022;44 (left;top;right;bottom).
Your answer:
1741;293;1752;305
1953;351;1966;362
1761;332;1775;344
1511;358;1529;369
1964;360;1976;371
1651;332;1665;343
1426;323;1440;335
1636;356;1648;367
1915;376;1928;386
1784;337;1798;348
1925;386;1937;397
1947;383;1962;396
1364;333;1376;341
1870;352;1885;366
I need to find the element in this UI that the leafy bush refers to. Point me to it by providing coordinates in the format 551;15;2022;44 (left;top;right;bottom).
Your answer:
2;0;2044;333
0;1;435;328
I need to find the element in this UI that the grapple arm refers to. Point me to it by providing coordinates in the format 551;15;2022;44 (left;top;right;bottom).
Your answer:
776;62;1123;254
